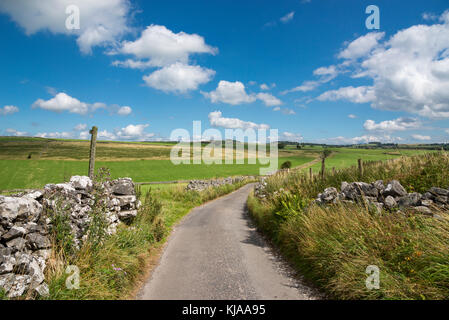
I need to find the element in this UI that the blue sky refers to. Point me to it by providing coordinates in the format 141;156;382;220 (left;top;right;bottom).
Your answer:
0;0;449;144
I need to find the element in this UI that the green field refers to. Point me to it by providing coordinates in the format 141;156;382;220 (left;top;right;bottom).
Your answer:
0;137;436;191
306;147;436;173
0;156;313;190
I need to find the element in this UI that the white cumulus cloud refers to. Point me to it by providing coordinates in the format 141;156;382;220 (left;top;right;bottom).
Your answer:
113;24;217;68
338;32;385;60
363;117;421;132
282;132;303;141
79;131;90;140
208;111;269;130
259;83;275;91
0;0;132;54
32;92;132;116
5;128;28;136
203;81;256;105
320;12;449;119
96;124;154;141
274;107;296;115
256;93;282;107
0;105;19;116
35;131;73;139
204;81;283;106
143;63;215;93
32;93;89;115
317;86;375;103
325;134;401;145
117;106;132;116
411;134;431;141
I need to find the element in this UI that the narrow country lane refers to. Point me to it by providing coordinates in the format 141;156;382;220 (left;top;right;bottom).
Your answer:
138;183;321;300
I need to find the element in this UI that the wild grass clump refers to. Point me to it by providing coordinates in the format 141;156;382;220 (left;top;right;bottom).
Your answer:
248;152;449;300
0;289;8;300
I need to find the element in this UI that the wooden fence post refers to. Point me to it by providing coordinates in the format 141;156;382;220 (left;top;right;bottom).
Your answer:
332;167;336;175
309;167;313;181
88;126;98;180
358;158;363;177
321;157;325;179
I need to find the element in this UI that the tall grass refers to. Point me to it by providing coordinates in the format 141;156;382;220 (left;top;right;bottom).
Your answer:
266;153;449;199
248;152;449;300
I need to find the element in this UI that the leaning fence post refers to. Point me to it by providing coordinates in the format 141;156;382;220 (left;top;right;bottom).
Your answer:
321;157;326;179
88;126;98;180
358;158;363;177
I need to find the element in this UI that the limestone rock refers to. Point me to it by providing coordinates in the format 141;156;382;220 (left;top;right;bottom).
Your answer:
70;176;93;190
117;210;138;222
342;182;378;200
34;283;49;297
429;187;449;197
6;238;27;252
111;178;135;195
384;196;397;209
421;199;434;207
398;193;422;208
115;195;137;207
435;196;448;204
0;256;16;275
2;226;27;241
371;202;384;214
24;222;47;235
413;206;433;216
373;180;385;191
422;192;433;200
1;274;31;298
321;187;338;203
26;233;51;250
0;197;42;225
24;191;43;201
382;180;407;197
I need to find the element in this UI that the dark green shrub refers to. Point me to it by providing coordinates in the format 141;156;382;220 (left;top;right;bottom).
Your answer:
280;161;292;169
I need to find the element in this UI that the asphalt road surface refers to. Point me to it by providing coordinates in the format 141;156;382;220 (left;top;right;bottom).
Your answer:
138;183;321;300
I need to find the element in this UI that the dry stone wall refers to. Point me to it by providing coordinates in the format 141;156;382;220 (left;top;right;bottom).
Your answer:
315;180;449;217
0;176;140;299
254;178;448;218
185;176;255;192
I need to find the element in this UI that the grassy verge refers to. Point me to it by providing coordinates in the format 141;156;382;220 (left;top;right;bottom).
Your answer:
247;152;449;299
44;179;254;300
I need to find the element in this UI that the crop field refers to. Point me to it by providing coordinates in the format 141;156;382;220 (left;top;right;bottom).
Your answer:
0;137;435;191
